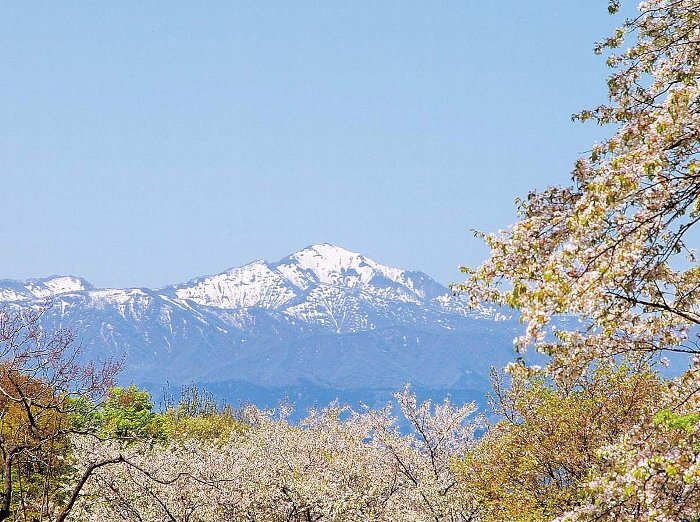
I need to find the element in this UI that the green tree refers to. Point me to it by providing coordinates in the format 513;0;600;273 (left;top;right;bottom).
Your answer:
162;383;246;442
455;364;665;521
0;308;120;522
100;385;167;443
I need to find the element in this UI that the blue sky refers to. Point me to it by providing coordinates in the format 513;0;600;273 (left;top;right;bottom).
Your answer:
1;2;626;288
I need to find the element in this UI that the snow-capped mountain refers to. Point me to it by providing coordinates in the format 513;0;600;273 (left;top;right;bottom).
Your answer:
0;244;521;412
0;275;92;302
162;244;481;333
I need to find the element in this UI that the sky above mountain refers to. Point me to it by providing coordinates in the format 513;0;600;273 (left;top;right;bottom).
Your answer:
0;2;631;288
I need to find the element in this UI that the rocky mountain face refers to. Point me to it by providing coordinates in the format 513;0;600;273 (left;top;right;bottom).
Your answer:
0;244;523;413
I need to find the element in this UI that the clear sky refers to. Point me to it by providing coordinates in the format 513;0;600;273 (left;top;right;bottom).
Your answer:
1;2;628;288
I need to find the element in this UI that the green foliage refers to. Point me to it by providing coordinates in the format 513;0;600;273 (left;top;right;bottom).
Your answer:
164;413;247;443
454;364;666;521
100;385;168;443
654;409;700;434
67;396;103;433
70;383;247;446
162;383;247;442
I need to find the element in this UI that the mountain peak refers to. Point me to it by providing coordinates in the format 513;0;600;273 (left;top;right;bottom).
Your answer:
0;251;518;418
0;275;94;301
276;243;421;292
286;243;365;265
161;244;448;314
0;247;458;330
297;243;360;256
284;243;371;276
30;275;93;292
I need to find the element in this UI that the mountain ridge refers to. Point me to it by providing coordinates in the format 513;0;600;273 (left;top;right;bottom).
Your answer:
0;244;518;413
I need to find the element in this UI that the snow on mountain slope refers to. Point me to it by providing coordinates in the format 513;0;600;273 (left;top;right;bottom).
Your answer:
0;245;496;336
0;245;518;414
169;260;299;310
0;275;93;302
159;244;475;333
277;244;446;301
28;276;93;298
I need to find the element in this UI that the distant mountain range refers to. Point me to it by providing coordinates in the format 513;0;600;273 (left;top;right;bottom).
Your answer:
0;244;525;413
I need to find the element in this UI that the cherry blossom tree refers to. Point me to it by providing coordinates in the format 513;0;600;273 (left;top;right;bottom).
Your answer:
457;1;700;519
458;0;700;379
66;388;480;522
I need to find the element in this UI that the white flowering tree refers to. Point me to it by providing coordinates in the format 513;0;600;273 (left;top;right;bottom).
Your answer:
459;0;700;378
458;1;700;519
66;388;480;522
